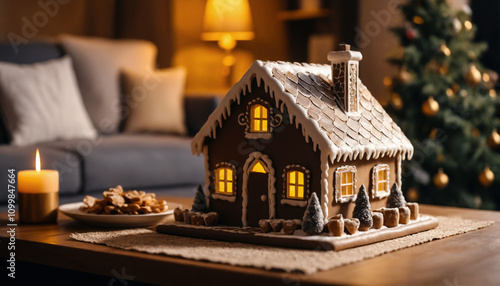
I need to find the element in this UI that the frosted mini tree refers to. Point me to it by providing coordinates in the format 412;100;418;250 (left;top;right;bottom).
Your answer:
353;185;373;231
191;185;208;213
302;193;324;235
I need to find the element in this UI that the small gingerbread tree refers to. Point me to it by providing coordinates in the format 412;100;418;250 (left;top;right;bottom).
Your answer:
191;184;208;213
353;185;373;231
387;183;407;208
302;193;324;235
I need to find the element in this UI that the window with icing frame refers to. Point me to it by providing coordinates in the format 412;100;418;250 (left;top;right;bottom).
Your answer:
281;165;310;207
334;166;357;203
286;170;306;200
215;165;235;196
371;164;390;199
250;104;269;133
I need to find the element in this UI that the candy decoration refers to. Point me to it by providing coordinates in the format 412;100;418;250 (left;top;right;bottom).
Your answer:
406;28;417;40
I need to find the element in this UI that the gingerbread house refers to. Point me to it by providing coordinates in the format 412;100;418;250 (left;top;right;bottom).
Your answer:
192;45;414;227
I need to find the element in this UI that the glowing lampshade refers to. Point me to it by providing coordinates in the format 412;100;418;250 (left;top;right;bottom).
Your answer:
202;0;255;50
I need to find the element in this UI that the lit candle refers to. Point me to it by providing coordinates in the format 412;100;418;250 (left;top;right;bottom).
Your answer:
18;149;59;223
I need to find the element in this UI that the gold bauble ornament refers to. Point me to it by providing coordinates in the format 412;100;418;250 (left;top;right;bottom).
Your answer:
488;129;500;148
472;128;480;138
383;76;392;87
439;65;449;75
452;83;460;93
433;168;449;189
479;166;495;187
407;188;419;201
413;16;424;25
468;51;477;60
440;43;451;56
390;93;403;110
437;154;445;162
429;128;439;140
452;18;462;33
474;196;482;208
483;73;490;83
446;88;454;98
422;97;439;116
489;89;497;99
397;68;411;84
426;60;439;74
465;64;482;87
464;20;473;31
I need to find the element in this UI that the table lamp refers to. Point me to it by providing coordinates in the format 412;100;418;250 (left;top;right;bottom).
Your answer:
201;0;255;85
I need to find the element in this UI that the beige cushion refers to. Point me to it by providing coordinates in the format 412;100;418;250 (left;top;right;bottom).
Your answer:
122;67;187;135
0;56;97;146
59;34;157;133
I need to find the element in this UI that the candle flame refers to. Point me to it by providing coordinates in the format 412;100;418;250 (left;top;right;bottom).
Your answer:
36;148;41;172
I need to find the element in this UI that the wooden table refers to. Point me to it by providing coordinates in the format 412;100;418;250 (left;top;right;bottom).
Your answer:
1;197;499;286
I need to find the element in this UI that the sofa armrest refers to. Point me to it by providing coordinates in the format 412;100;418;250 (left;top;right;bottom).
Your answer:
184;95;221;137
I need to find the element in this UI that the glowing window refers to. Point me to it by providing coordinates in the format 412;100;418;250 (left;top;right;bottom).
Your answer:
341;170;355;197
375;165;389;194
287;170;305;200
335;166;357;202
250;104;268;133
215;167;234;195
251;161;267;173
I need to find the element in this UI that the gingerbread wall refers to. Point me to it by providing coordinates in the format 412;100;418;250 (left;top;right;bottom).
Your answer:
206;77;322;227
327;156;398;219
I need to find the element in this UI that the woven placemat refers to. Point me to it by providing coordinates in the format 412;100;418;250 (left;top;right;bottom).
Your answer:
70;216;492;274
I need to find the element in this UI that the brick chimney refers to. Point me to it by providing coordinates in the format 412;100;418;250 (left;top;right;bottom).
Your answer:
327;44;363;113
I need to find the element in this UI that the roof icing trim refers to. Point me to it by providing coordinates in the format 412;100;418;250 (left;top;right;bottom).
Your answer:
191;60;414;163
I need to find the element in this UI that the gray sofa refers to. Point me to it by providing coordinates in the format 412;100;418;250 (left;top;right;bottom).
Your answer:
0;42;219;206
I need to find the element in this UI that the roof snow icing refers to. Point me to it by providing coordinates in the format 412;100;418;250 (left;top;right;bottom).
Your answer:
192;60;414;164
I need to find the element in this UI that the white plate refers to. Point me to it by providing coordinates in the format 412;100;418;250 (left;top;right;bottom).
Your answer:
59;202;182;227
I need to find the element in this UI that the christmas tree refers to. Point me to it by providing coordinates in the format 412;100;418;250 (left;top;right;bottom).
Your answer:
387;0;500;209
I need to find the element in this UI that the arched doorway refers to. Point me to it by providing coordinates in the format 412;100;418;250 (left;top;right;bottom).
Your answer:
241;152;276;227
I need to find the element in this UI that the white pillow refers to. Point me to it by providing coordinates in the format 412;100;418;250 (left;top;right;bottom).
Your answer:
122;67;187;135
0;56;97;146
59;34;157;134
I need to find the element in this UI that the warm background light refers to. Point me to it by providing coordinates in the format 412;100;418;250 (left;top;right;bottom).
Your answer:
201;0;255;48
201;0;255;87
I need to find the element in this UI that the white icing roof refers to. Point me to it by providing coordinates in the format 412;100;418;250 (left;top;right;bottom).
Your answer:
192;60;414;163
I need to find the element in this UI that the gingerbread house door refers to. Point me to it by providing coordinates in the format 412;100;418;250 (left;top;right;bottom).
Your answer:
242;152;276;227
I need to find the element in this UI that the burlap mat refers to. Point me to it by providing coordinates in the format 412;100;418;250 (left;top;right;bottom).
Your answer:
70;216;492;274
